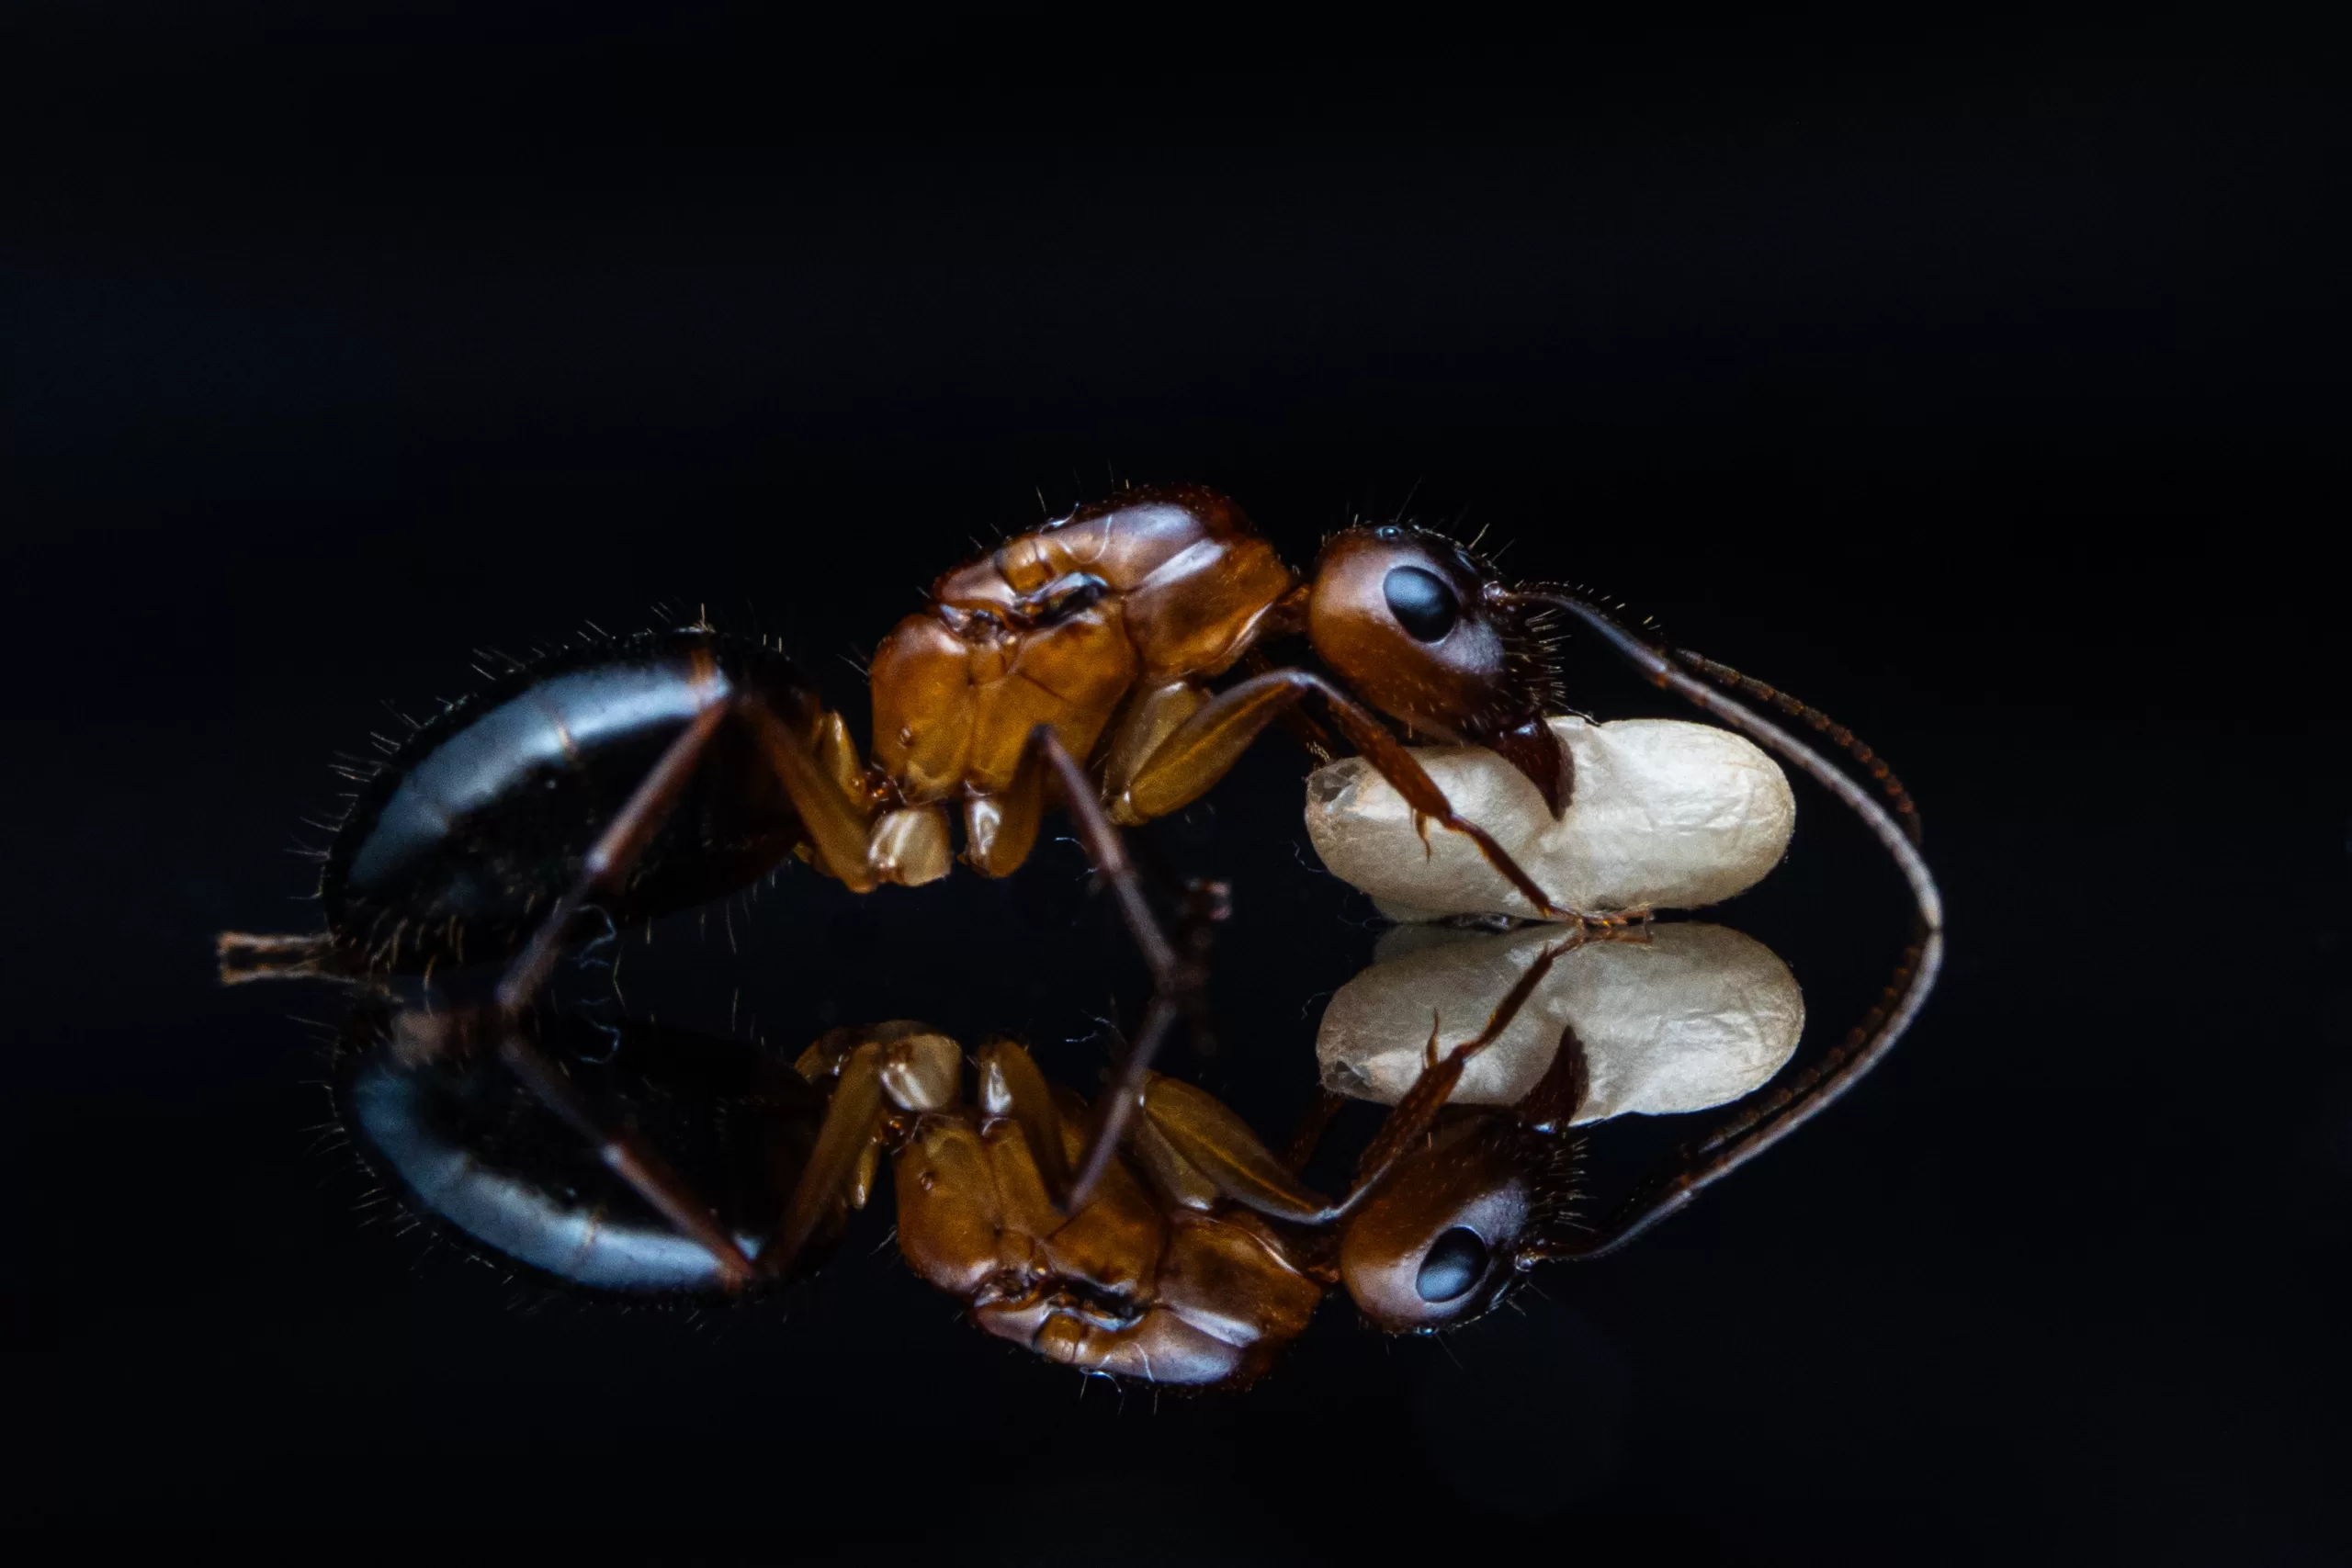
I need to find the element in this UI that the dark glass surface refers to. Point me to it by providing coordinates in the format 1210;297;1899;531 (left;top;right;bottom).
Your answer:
5;9;2345;1562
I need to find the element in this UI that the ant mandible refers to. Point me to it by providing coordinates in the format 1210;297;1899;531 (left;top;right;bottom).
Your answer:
223;483;1941;1272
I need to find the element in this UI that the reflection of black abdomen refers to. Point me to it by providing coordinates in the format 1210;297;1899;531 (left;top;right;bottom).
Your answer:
336;1008;831;1295
322;629;823;968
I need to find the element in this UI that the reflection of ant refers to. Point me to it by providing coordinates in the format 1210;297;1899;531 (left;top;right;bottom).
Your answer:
339;929;1616;1388
334;893;1902;1388
225;482;1942;1288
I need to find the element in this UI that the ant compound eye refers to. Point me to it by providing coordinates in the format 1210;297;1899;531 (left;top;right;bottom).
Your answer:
1383;565;1460;643
1416;1226;1489;1303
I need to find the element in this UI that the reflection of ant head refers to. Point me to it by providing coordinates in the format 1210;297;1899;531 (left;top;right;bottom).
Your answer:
1307;526;1569;809
1336;1115;1544;1333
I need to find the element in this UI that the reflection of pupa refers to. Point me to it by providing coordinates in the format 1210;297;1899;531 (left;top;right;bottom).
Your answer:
1304;716;1795;919
1316;923;1804;1122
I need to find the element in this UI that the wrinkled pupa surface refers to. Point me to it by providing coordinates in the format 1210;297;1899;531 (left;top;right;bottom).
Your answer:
1315;921;1804;1122
1304;716;1795;919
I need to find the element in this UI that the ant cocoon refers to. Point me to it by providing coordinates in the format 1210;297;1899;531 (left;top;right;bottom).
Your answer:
1316;922;1804;1119
1304;716;1795;920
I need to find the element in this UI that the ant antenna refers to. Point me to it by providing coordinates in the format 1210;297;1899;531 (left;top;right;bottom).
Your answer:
1500;584;1943;1255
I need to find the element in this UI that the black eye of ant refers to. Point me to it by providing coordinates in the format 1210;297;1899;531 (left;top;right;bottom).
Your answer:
1383;565;1460;643
1416;1226;1488;1303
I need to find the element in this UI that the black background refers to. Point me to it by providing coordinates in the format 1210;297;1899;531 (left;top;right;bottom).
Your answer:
5;6;2346;1562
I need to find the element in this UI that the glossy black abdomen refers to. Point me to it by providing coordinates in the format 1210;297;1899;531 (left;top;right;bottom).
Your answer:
322;629;825;968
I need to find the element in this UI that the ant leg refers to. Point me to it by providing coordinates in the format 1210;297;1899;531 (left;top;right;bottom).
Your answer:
763;1037;891;1280
766;1021;961;1277
461;688;871;1284
1131;1073;1334;1223
975;1034;1071;1199
1135;932;1584;1228
494;697;734;1012
492;685;886;1019
1119;669;1568;919
389;696;752;1283
738;704;881;893
1021;725;1211;1213
484;1022;761;1290
1066;995;1178;1213
1340;931;1583;1196
1098;680;1210;821
1281;1088;1348;1173
1026;724;1183;991
961;736;1051;878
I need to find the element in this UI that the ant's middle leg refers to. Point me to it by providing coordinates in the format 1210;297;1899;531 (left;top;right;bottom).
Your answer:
1012;723;1225;1213
1114;668;1568;919
481;1022;763;1289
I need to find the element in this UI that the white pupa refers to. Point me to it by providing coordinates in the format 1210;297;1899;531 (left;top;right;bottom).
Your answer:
1303;716;1795;920
1315;921;1804;1121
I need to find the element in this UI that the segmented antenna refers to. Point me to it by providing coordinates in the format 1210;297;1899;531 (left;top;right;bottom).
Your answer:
1669;649;1921;846
1497;583;1944;1258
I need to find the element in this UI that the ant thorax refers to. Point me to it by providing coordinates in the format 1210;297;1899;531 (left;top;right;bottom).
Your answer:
1303;715;1795;922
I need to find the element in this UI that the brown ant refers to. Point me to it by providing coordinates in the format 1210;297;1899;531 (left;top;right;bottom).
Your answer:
223;483;1942;1285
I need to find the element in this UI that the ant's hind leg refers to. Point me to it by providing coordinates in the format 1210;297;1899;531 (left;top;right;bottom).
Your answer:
740;704;882;893
767;1023;961;1278
475;1020;761;1290
493;698;735;1013
765;1036;891;1280
493;686;880;1020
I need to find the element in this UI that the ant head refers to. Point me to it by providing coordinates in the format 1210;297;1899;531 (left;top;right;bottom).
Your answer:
1307;526;1568;811
1336;1116;1541;1334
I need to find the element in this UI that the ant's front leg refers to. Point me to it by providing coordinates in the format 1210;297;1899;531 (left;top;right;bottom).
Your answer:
1129;931;1589;1229
490;1021;764;1289
1114;669;1569;919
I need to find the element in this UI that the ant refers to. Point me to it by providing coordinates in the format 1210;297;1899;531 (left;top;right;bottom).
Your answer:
224;483;1942;1284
